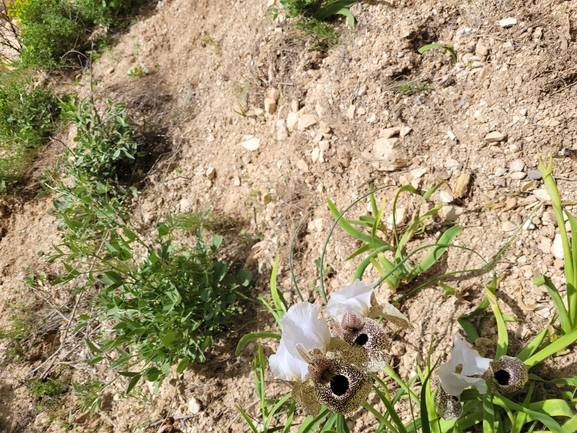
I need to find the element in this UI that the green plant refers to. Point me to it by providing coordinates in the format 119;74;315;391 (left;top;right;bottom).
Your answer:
398;82;434;94
325;184;465;296
30;378;69;398
0;74;60;190
277;0;358;50
535;155;577;335
127;64;148;77
238;178;577;432
72;379;104;414
418;43;458;63
76;0;145;27
59;97;140;181
232;80;251;116
79;221;252;391
173;210;235;235
9;0;85;69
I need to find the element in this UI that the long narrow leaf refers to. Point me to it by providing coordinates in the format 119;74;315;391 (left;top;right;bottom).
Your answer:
235;331;280;356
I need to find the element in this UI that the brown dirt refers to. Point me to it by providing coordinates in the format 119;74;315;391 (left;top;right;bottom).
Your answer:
2;0;577;431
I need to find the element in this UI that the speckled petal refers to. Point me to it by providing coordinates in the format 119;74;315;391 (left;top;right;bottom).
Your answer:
488;356;528;394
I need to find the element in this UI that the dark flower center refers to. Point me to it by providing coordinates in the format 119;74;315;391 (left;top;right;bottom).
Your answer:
494;369;511;385
330;375;349;396
354;333;369;346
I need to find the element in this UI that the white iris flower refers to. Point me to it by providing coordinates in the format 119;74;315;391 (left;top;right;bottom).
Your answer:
437;334;492;396
269;302;331;381
326;279;374;321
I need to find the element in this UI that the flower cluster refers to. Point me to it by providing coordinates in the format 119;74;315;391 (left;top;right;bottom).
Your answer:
435;334;529;420
269;280;411;416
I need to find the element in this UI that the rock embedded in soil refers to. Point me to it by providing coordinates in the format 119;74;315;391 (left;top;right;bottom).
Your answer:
527;169;542;180
298;114;318;130
553;234;564;259
372;137;408;171
239;136;260;151
485;131;506;143
499;17;517;27
509;159;525;172
264;97;277;114
380;126;401;139
510;172;527;180
445;158;463;171
502;221;517;231
495;167;507;177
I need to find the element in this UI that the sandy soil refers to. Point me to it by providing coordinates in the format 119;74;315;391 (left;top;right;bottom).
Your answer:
2;0;577;431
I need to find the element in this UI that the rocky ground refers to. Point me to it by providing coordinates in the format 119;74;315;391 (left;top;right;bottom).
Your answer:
1;0;577;431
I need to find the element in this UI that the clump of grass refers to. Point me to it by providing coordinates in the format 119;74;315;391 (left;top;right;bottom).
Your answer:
173;210;236;235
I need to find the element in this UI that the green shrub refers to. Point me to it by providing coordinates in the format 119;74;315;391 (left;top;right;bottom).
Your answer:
10;0;85;69
87;222;252;389
0;75;61;190
76;0;145;27
59;97;139;181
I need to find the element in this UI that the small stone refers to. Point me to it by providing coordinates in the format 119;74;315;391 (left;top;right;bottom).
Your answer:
502;41;514;51
286;112;298;130
440;190;454;203
447;130;456;141
318;140;330;151
276;119;288;141
540;237;552;254
553;234;564;259
499;17;518;28
188;397;202;414
495;167;507;177
372;137;408;171
240;136;260;151
298;114;318;130
548;118;561;127
502;221;517;231
522;220;535;230
533;189;550;201
296;159;309;173
476;41;489;57
520;265;534;279
520;108;528;116
262;192;273;205
445;159;463;171
438;205;463;222
509;159;525;172
311;147;320;163
436;169;451;180
400;125;412;137
106;67;115;74
206;167;216;180
410;167;427;179
357;107;366;116
485;131;506;143
504;197;517;211
267;87;280;101
346;105;356;119
510;172;527;180
264;97;277;114
380;126;401;138
527;169;542;180
233;176;241;186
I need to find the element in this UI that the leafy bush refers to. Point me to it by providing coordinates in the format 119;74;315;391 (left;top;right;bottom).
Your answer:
0;75;60;190
59;97;139;181
8;0;150;69
9;0;85;69
45;96;252;395
86;222;252;390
